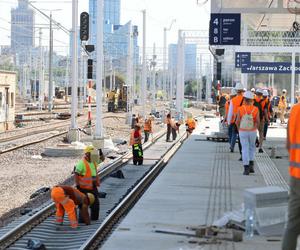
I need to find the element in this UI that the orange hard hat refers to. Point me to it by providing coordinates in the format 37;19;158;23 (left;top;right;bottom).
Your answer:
51;186;66;203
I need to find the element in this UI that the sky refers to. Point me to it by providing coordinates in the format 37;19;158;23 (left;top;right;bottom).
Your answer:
0;0;210;55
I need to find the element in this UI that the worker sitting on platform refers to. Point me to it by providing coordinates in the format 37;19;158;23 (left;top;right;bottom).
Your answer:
51;185;95;229
74;145;104;221
130;124;143;165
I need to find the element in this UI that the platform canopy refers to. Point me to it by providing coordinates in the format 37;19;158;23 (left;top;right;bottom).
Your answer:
211;0;299;31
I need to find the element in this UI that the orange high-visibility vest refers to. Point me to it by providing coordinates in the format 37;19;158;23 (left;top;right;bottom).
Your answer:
186;118;196;130
230;95;244;124
130;129;141;145
78;159;96;190
237;105;259;132
288;104;300;178
144;119;152;132
278;95;287;109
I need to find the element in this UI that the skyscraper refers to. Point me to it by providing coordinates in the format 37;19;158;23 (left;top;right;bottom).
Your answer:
89;0;139;69
168;43;197;80
11;0;35;53
89;0;121;47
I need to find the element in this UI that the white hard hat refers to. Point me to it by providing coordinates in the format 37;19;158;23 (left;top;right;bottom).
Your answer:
263;89;269;97
230;88;237;96
251;88;256;92
235;83;244;91
244;91;254;99
282;89;287;93
256;88;264;95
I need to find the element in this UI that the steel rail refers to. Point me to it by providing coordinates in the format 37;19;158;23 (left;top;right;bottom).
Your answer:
79;132;187;250
0;129;167;249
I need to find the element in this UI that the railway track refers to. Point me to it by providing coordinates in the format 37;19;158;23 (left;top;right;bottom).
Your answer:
0;114;126;154
0;130;187;250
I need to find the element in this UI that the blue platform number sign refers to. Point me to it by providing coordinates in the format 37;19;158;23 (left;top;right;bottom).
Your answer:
235;52;251;68
209;13;241;45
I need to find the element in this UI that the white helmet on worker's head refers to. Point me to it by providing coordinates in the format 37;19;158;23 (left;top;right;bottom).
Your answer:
230;88;237;96
251;88;256;93
235;83;245;91
263;89;269;97
282;89;287;93
256;88;264;95
244;91;254;100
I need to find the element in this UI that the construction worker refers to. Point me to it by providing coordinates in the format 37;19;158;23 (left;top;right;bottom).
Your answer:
74;145;104;221
282;98;300;250
236;91;260;175
254;89;268;153
143;114;153;143
263;89;273;139
218;92;227;119
51;185;95;229
224;88;237;144
227;83;245;154
130;124;143;165
278;89;288;124
166;113;172;142
185;116;196;137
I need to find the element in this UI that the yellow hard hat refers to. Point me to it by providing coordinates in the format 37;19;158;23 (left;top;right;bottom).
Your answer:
87;193;95;205
84;145;94;154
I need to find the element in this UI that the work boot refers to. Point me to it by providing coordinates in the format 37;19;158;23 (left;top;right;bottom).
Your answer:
239;156;243;161
243;165;250;175
249;161;255;173
259;148;264;153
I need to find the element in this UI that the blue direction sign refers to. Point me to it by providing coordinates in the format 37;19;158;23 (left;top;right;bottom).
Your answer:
241;62;300;74
209;13;241;45
235;52;251;68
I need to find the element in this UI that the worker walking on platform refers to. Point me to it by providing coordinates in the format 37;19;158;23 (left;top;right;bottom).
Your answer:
130;124;143;165
51;185;95;229
254;89;268;153
282;97;300;250
278;89;288;124
74;145;104;221
166;113;172;142
224;88;237;145
227;83;245;154
263;90;273;140
236;91;259;175
143;114;153;143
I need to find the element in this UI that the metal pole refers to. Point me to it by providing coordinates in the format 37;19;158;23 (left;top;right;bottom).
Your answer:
39;28;43;110
48;12;53;111
71;0;78;129
163;27;167;100
291;52;296;105
176;30;185;113
141;10;147;118
34;57;37;101
126;21;133;115
110;58;113;91
83;54;88;103
151;43;156;113
95;0;104;138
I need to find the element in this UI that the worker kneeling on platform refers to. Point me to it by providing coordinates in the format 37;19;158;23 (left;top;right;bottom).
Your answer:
74;145;104;221
236;91;260;175
51;185;95;229
130;124;143;165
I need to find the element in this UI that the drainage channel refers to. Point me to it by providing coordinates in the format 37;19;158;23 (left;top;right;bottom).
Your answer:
0;129;182;250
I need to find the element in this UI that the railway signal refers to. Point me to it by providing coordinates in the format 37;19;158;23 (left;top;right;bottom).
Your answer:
80;12;89;41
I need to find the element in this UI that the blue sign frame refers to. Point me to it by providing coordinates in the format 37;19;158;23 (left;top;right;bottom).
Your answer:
241;62;300;74
209;13;241;45
235;52;251;68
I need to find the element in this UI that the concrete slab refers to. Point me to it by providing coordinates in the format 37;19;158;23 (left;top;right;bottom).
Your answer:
101;118;285;250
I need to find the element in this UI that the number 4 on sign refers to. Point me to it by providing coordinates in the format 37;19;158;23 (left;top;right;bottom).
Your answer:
213;18;219;25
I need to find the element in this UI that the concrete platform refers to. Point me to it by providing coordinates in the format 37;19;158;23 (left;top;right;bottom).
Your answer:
101;117;285;250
